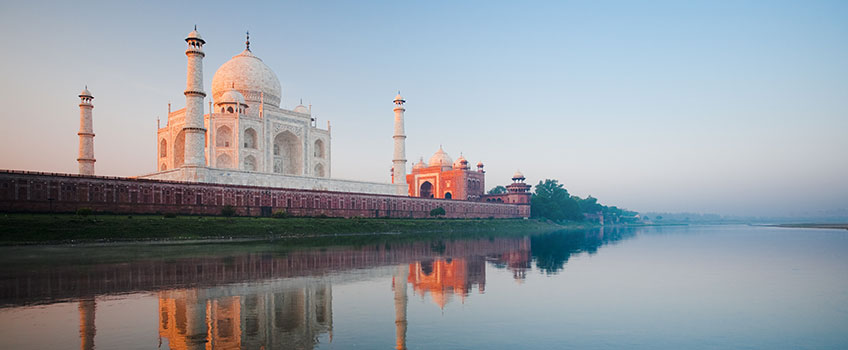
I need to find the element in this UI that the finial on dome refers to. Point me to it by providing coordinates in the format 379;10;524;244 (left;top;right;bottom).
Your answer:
245;31;250;51
194;24;197;31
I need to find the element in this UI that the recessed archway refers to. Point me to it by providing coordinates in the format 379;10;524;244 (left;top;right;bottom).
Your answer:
159;139;167;158
216;153;232;169
243;155;257;171
243;128;257;149
419;181;433;198
273;131;302;175
314;139;325;158
173;130;185;168
216;126;232;148
444;192;452;200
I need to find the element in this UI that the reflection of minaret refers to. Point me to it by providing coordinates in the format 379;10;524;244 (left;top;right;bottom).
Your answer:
393;265;408;350
78;298;96;350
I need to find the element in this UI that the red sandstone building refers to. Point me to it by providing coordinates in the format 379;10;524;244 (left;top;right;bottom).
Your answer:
404;147;486;201
400;147;532;205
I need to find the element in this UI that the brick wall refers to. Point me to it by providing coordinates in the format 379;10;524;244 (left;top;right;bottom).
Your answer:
0;170;531;218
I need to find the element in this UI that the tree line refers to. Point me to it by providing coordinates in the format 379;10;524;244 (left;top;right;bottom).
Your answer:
490;179;637;223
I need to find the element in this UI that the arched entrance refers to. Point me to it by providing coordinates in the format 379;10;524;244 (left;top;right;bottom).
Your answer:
444;192;452;199
419;181;433;198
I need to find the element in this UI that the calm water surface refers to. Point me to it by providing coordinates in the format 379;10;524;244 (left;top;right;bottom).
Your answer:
0;225;846;349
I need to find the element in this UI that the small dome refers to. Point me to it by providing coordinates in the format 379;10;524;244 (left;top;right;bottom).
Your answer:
429;147;453;168
512;170;525;180
413;157;426;170
453;154;468;169
218;89;245;104
476;161;484;168
79;87;92;97
393;93;404;102
293;104;309;114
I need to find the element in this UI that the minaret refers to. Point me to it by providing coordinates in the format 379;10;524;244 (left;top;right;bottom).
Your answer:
182;26;207;167
392;93;407;194
77;87;95;175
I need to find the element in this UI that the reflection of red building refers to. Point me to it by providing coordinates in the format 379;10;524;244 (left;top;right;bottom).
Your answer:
407;257;486;308
405;147;486;201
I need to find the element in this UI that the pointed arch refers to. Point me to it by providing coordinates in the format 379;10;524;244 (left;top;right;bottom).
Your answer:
419;181;433;198
273;131;302;175
314;139;325;158
243;128;257;149
314;163;325;177
173;130;185;168
216;153;232;169
216;125;232;147
243;155;257;171
159;139;167;158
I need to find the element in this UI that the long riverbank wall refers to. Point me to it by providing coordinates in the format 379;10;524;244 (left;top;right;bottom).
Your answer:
0;170;530;218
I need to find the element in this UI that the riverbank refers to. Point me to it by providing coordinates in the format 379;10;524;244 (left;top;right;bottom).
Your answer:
0;213;574;245
772;223;848;230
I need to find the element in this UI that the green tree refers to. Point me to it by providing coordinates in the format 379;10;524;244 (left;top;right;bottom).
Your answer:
575;196;603;214
429;207;446;217
530;179;583;222
487;186;507;195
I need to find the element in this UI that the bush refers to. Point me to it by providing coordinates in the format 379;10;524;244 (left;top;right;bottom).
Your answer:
429;207;446;217
76;208;93;217
272;210;288;218
221;205;236;217
163;213;177;218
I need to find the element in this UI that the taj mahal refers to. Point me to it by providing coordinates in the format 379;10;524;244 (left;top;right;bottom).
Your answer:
68;27;532;207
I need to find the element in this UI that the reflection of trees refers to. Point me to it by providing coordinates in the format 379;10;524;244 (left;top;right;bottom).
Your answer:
530;227;638;274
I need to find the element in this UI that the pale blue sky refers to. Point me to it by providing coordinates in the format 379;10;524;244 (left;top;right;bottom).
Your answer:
0;0;846;216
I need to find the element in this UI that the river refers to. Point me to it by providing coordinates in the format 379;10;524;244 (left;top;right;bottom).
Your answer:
0;225;846;349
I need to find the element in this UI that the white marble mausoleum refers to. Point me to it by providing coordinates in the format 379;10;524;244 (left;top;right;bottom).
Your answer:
138;28;404;195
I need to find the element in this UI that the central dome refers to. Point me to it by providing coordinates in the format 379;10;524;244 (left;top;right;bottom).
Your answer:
211;49;281;108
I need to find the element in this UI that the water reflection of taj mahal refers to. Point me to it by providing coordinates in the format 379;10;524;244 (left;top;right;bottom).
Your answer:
2;227;641;349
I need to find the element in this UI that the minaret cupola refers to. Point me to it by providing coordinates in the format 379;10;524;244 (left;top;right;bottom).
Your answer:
185;25;205;53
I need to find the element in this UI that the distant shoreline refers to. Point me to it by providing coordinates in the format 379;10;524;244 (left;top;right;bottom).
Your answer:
771;223;848;230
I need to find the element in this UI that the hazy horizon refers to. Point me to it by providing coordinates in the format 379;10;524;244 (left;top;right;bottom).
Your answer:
0;0;846;217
